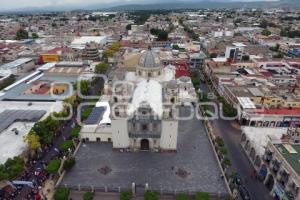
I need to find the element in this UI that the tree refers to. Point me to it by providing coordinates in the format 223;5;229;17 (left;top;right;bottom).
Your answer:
78;80;90;95
103;49;114;58
54;187;70;200
95;63;109;74
144;191;159;200
150;28;168;41
261;29;271;36
59;140;74;152
215;137;225;147
110;42;121;52
222;157;232;167
273;53;284;58
172;44;180;50
0;157;24;181
126;24;132;31
23;131;41;150
195;192;210;200
71;124;81;138
120;191;132;200
63;157;76;171
16;29;29;40
176;193;189;200
47;159;61;174
83;192;94;200
31;116;60;145
31;32;39;39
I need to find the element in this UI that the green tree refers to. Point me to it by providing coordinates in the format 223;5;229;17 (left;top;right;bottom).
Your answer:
95;63;109;74
54;187;70;200
0;157;24;181
103;49;114;58
32;116;60;145
78;80;90;95
222;157;232;167
82;106;93;120
172;44;180;50
83;192;94;200
71;124;81;138
16;29;29;40
31;32;39;39
176;193;189;200
120;191;132;200
126;24;132;31
195;192;210;200
59;140;74;152
157;30;168;41
63;157;76;171
144;191;159;200
47;159;61;174
261;29;271;36
215;137;224;147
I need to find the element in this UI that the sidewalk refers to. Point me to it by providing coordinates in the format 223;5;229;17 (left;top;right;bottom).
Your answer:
42;179;55;200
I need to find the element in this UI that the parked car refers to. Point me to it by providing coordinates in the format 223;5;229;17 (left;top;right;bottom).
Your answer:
239;185;251;200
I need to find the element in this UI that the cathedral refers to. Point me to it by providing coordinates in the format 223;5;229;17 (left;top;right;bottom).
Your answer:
80;48;197;152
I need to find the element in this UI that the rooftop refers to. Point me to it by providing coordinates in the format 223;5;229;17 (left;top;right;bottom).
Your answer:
0;58;32;70
275;144;300;176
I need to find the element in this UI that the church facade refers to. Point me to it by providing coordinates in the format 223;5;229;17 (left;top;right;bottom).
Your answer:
80;48;197;152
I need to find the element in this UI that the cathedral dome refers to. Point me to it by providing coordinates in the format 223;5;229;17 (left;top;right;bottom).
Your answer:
138;48;160;68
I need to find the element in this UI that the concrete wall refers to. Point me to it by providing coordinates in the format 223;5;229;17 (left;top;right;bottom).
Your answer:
112;119;130;148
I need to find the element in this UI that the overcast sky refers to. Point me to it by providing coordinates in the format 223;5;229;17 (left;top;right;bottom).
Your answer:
0;0;279;10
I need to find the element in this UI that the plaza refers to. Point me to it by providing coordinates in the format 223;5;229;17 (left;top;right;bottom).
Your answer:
61;107;228;195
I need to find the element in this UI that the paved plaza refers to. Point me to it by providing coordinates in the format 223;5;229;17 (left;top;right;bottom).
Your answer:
61;107;228;195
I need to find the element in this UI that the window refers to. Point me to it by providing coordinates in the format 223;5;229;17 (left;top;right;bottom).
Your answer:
142;124;148;131
108;138;112;142
96;138;101;142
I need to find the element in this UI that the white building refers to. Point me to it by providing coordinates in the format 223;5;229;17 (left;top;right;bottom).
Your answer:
0;58;34;75
70;36;107;50
80;48;198;152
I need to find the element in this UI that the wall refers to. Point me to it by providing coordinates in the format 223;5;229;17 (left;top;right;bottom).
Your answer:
160;120;178;150
112;119;130;148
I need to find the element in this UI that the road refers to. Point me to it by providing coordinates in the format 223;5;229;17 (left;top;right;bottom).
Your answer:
199;81;272;200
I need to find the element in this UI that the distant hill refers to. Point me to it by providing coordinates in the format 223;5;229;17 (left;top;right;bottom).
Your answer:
104;0;300;11
1;0;299;14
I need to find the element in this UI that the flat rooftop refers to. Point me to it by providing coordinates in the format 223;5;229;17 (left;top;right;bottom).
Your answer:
0;75;77;101
61;107;228;195
275;144;300;176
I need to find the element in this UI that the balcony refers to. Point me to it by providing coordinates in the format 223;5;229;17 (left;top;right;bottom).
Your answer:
264;151;273;164
129;132;161;139
271;160;280;174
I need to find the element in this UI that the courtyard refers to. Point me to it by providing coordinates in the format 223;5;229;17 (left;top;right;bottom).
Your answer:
61;107;228;195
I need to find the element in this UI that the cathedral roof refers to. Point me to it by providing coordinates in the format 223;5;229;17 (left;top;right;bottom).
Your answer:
127;80;163;117
138;48;160;68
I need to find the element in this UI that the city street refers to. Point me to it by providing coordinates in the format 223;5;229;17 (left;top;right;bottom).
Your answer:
199;80;272;200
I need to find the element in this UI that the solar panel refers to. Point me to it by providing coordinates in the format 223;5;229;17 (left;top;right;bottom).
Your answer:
0;110;46;132
85;107;106;125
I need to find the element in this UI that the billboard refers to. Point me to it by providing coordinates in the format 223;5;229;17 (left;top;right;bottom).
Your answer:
40;54;60;63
